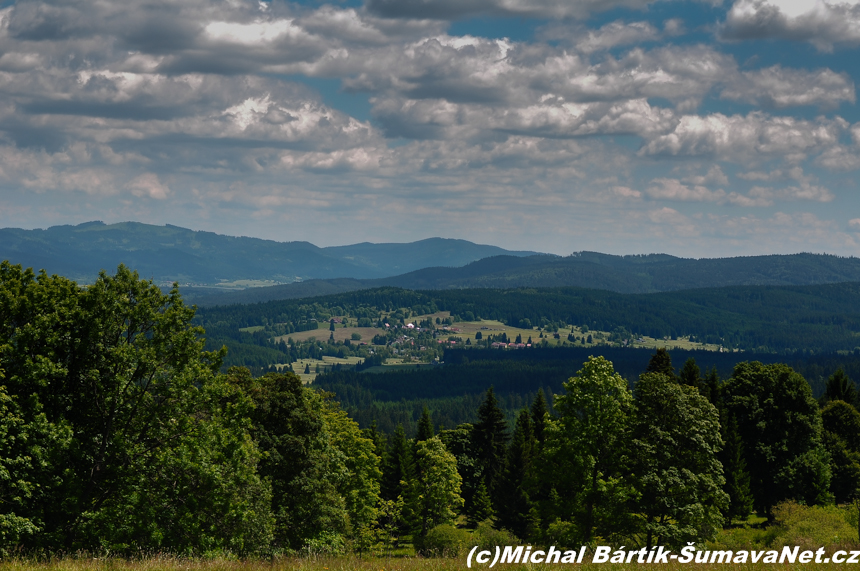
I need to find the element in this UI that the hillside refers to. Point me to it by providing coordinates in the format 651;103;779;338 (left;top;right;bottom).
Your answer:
190;251;860;305
0;221;538;284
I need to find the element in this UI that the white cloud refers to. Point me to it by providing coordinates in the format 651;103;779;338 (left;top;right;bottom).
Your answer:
721;65;855;109
682;165;730;186
721;0;860;51
573;21;661;53
127;173;170;199
646;178;727;201
641;112;843;161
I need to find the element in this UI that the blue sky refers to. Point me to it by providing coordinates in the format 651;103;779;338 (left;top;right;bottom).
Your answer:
1;0;860;257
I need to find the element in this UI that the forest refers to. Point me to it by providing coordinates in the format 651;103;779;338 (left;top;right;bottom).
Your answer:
2;262;860;559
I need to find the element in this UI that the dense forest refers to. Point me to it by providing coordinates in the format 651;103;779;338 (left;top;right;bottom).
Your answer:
2;262;860;557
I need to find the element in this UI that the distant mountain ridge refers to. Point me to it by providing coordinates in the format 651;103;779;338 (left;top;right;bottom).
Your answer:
188;250;860;305
0;221;540;284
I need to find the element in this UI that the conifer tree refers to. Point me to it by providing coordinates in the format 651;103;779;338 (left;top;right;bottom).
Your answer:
824;368;858;407
531;389;549;446
495;409;537;539
416;407;434;443
471;387;509;495
467;480;495;528
646;347;675;379
381;425;412;502
679;358;702;390
704;367;721;407
720;413;754;520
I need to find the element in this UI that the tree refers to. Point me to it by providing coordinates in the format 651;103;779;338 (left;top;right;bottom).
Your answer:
719;413;754;520
416;407;434;443
404;437;464;539
242;369;348;550
531;389;549;446
381;425;412;504
645;348;675;379
678;358;702;391
323;398;382;540
549;356;635;544
824;369;858;407
471;388;509;495
631;372;727;548
494;409;537;539
723;361;831;518
821;401;860;504
0;263;269;552
703;367;721;407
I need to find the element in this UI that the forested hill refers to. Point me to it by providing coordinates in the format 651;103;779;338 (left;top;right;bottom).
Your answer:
195;282;860;353
188;251;860;305
0;221;538;284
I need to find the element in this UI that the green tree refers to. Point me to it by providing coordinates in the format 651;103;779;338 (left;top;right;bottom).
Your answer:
531;389;549;446
241;369;348;550
494;409;537;539
645;348;675;379
821;401;860;504
631;372;727;548
824;369;858;407
678;358;702;391
549;356;634;544
416;407;435;443
720;413;754;520
471;388;509;495
404;437;464;539
381;425;412;503
0;263;268;552
723;361;831;518
323;398;382;541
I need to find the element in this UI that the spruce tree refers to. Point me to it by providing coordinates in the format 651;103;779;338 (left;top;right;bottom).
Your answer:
679;358;702;390
824;368;858;406
472;387;509;495
381;425;412;502
416;406;434;442
495;409;537;539
467;480;495;528
646;347;675;378
720;413;754;520
531;389;549;446
704;367;721;407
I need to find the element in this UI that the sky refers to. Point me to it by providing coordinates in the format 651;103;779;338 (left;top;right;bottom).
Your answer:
1;0;860;257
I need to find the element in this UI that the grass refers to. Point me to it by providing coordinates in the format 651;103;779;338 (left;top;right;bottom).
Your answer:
289;356;364;383
6;550;860;571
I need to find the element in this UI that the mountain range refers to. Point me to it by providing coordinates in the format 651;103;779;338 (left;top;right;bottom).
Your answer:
3;221;860;307
0;221;538;284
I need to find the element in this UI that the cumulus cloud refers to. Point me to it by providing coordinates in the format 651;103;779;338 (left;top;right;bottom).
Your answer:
721;65;855;109
646;178;727;202
721;0;860;51
641;112;844;161
127;173;170;199
365;0;658;20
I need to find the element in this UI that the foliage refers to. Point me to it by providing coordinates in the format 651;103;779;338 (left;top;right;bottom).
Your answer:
630;373;727;548
0;262;269;554
415;524;471;557
723;361;832;518
403;437;464;539
549;356;634;544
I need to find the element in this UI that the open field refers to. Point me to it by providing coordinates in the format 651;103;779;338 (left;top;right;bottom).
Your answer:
288;356;364;383
275;327;384;344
